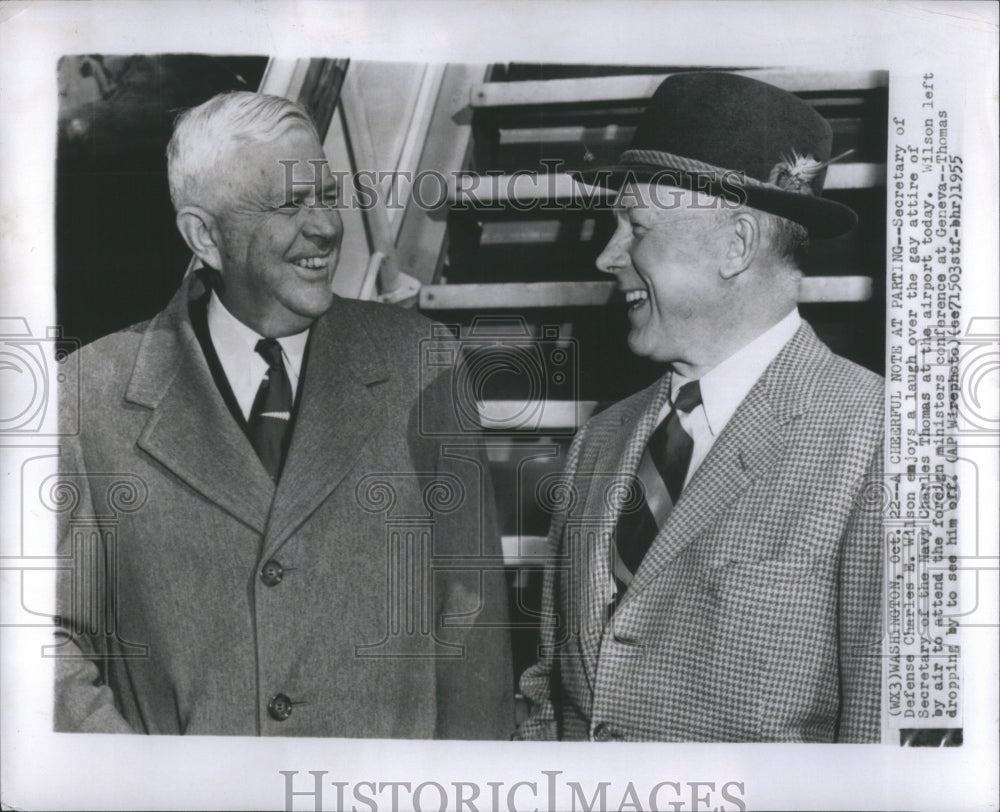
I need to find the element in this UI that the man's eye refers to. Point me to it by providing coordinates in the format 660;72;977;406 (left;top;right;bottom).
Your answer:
314;186;339;208
276;193;337;212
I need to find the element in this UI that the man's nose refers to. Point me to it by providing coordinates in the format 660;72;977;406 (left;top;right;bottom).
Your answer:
302;204;343;247
595;222;631;275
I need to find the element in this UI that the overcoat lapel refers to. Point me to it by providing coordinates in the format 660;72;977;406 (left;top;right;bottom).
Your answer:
263;299;389;554
127;278;275;533
126;279;391;550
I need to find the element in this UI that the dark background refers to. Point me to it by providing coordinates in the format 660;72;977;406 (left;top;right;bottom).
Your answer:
57;55;269;346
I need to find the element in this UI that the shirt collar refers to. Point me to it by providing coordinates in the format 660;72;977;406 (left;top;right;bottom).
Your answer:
671;308;801;437
206;291;309;379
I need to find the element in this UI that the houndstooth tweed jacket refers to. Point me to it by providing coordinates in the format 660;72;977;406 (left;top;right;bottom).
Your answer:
517;322;884;742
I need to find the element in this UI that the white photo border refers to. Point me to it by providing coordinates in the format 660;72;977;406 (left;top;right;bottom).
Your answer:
1;2;997;811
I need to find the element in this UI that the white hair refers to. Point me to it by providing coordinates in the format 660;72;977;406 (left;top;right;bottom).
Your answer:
756;210;809;270
166;91;319;212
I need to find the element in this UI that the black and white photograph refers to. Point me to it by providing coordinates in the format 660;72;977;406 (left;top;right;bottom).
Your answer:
1;2;997;810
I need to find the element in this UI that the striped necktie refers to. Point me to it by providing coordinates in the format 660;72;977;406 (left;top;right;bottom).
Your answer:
248;338;293;481
613;380;702;597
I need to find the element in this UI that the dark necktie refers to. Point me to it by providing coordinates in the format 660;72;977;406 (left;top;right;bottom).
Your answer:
247;338;293;481
613;380;703;595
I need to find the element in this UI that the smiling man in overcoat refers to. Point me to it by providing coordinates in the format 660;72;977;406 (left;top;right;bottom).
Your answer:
517;72;884;743
54;91;513;737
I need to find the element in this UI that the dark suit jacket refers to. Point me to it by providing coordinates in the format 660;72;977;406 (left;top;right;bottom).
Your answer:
518;323;883;742
56;273;514;737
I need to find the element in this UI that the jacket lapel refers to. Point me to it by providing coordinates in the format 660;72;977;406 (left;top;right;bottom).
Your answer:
128;277;275;534
618;323;828;605
575;374;672;683
263;300;389;554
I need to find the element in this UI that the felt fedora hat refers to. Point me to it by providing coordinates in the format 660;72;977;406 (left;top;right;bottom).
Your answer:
574;71;857;238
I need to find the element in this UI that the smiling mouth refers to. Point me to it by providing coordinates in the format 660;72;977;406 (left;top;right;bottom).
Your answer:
293;256;329;271
624;289;649;311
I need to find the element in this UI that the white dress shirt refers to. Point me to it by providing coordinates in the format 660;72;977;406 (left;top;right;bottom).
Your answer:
206;292;309;421
660;308;802;486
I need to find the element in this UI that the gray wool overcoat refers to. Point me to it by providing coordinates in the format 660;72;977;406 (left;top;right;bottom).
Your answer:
55;273;514;738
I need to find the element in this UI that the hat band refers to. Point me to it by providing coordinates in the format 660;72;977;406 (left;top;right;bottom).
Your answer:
618;148;817;195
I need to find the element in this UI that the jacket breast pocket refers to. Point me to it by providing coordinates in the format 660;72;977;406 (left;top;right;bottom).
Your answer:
698;555;831;648
701;555;823;595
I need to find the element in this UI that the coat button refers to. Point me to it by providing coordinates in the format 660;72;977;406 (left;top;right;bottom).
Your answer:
267;693;293;721
260;560;284;587
593;722;615;742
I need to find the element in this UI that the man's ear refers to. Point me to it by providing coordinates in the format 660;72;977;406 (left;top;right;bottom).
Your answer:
176;206;223;271
719;211;759;280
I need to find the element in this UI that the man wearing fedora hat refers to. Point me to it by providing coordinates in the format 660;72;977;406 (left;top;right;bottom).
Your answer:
517;72;883;742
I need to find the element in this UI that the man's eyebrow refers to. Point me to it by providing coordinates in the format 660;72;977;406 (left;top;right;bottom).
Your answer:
285;178;339;202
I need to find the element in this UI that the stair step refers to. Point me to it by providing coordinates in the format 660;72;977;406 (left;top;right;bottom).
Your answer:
478;399;597;432
471;70;888;108
479;218;597;245
449;166;883;208
501;535;552;567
